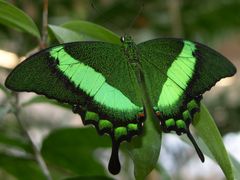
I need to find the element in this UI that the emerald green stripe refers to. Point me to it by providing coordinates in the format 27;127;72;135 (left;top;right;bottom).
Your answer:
50;46;140;118
158;41;196;114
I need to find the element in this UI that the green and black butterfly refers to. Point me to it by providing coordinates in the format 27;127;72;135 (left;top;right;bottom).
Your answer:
5;35;236;174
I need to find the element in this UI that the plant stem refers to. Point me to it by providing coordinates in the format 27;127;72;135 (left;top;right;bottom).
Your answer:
11;1;52;179
40;0;49;49
13;93;52;180
167;0;183;37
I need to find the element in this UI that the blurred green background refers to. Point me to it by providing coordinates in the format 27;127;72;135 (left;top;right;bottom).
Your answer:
0;0;239;179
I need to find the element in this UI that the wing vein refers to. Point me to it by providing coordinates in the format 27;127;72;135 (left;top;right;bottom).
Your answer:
141;54;186;92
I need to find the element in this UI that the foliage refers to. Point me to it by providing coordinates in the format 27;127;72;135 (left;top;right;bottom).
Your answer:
0;0;40;39
0;0;239;180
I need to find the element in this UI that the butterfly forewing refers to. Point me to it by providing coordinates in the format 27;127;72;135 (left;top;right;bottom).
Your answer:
189;42;236;96
138;39;188;116
5;50;84;104
6;42;142;120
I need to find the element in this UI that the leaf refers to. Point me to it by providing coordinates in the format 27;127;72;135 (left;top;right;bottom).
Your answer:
0;152;45;180
21;95;71;109
0;0;40;39
184;2;240;39
0;133;32;153
41;127;111;176
0;83;11;98
230;155;240;180
192;103;234;180
62;20;120;44
48;24;84;43
63;176;113;180
182;135;240;180
126;114;162;180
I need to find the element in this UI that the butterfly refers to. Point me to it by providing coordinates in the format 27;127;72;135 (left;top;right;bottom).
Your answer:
5;35;236;174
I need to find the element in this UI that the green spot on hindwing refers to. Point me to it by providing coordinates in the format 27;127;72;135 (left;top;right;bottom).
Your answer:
182;110;192;121
114;127;127;141
165;118;175;127
187;99;199;113
98;120;113;131
127;123;138;132
85;111;99;122
176;119;186;129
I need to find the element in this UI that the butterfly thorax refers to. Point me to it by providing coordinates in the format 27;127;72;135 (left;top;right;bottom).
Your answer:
121;35;139;65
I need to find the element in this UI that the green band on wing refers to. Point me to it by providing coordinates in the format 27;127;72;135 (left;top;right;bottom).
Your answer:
127;123;138;131
50;46;141;119
158;41;196;115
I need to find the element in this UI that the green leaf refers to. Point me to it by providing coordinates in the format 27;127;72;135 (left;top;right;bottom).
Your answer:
62;20;120;44
193;103;234;180
0;0;40;39
184;2;240;39
48;24;84;43
41;127;111;176
182;134;240;180
63;176;113;180
0;152;45;180
0;133;32;153
230;155;240;180
127;114;162;180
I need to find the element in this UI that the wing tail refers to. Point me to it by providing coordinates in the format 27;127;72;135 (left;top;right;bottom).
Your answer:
187;130;205;162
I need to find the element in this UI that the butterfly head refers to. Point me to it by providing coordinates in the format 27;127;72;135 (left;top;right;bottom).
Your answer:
120;34;134;44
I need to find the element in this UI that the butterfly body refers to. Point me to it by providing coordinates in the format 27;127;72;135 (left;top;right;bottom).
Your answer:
5;34;236;174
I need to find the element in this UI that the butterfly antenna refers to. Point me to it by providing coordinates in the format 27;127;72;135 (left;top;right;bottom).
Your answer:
186;130;205;162
90;0;122;31
125;1;145;34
